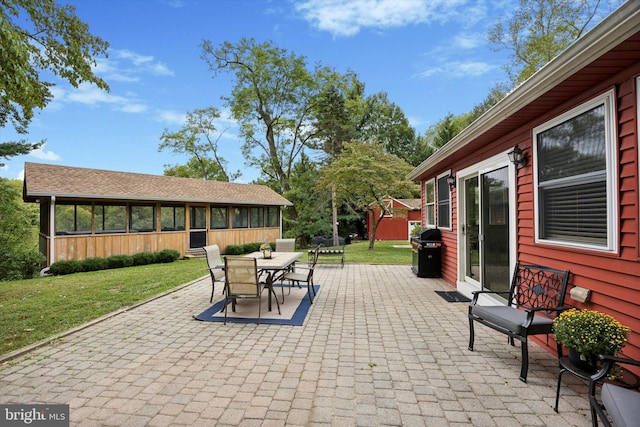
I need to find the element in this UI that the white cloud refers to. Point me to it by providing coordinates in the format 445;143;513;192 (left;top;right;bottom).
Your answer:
30;144;62;161
418;61;495;79
94;48;175;84
120;103;148;113
50;82;148;115
295;0;471;37
156;110;187;125
113;49;175;77
66;84;129;105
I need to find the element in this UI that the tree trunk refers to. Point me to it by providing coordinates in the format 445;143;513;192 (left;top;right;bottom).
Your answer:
368;210;385;250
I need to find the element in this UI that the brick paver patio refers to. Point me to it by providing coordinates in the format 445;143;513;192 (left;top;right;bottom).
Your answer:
0;264;593;426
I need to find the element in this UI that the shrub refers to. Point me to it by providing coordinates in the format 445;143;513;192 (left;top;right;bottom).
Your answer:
156;249;180;263
133;252;157;266
107;255;134;269
224;244;244;255
49;259;83;276
242;242;262;253
82;257;109;272
0;246;46;280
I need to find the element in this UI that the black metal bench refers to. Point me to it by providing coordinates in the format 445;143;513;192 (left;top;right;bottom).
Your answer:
468;262;571;382
308;237;345;268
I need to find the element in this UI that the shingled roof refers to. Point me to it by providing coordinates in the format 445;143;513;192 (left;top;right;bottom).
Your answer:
23;162;292;206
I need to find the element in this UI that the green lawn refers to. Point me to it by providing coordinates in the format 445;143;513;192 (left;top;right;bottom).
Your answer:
0;240;411;358
0;259;208;357
342;239;412;265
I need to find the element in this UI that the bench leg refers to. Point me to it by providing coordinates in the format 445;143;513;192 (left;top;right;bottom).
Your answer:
468;318;475;351
520;339;529;382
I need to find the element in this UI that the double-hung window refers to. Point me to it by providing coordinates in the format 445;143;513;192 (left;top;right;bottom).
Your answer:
534;90;616;251
436;174;451;229
424;180;435;227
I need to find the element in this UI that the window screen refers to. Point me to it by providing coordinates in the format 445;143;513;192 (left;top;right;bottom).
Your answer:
536;98;612;247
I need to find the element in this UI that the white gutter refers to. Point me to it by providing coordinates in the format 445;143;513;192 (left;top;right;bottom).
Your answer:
407;1;640;181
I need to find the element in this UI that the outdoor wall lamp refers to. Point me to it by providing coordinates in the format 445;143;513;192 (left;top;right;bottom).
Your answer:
447;174;456;189
508;145;527;168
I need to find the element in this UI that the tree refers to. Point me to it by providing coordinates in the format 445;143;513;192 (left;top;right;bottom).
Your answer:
318;141;418;249
0;0;109;164
488;0;615;85
0;178;45;280
158;107;240;181
282;154;333;245
200;38;324;193
163;156;231;180
354;92;418;165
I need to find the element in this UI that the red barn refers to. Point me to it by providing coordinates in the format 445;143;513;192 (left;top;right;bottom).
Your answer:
407;2;640;364
367;197;421;241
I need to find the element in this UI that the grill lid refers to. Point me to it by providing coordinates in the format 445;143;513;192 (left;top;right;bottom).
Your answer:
414;228;441;241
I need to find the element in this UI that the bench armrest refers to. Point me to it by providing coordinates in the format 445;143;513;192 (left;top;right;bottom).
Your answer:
470;290;510;305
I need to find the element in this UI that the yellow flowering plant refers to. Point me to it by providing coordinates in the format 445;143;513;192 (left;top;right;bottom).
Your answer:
553;308;630;356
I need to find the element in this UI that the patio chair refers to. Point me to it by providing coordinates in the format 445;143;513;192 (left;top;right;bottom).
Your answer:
283;245;319;304
223;256;279;325
275;238;296;252
468;262;571;382
203;244;225;302
589;355;640;427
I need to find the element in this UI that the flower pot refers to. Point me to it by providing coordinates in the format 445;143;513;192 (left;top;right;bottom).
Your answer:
568;347;598;373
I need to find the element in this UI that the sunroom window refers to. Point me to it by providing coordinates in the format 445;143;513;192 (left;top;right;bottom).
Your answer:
96;204;126;233
534;91;616;250
130;205;156;232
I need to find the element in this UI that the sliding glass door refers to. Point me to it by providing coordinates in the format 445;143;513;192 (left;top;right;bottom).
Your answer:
461;165;511;293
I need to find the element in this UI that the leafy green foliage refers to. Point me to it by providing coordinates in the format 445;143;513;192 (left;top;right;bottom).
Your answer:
488;0;614;85
0;178;44;280
133;252;158;266
283;154;333;245
81;257;109;272
49;249;179;276
318;141;418;249
48;260;83;276
0;0;109;161
107;255;134;269
156;249;180;263
242;242;262;253
159;107;240;181
224;245;244;255
201;37;322;193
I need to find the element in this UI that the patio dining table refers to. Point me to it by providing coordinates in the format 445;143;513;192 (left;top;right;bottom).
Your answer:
218;251;302;311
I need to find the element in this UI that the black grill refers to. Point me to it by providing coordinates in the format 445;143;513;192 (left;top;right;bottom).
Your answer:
411;228;442;278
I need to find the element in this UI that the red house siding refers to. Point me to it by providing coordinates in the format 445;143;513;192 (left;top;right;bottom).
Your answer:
412;46;640;365
368;199;421;240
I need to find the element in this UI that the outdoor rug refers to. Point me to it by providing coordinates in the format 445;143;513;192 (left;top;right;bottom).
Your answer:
434;290;471;303
193;284;319;325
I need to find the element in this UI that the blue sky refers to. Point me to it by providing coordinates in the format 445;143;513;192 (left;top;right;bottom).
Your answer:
1;0;521;182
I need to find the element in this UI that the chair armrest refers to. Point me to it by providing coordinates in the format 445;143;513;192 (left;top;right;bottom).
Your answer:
470;290;510;305
589;355;640;394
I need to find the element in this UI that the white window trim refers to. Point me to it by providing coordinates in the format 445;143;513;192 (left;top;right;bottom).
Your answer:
533;89;618;252
436;171;453;230
382;198;393;217
424;179;436;227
